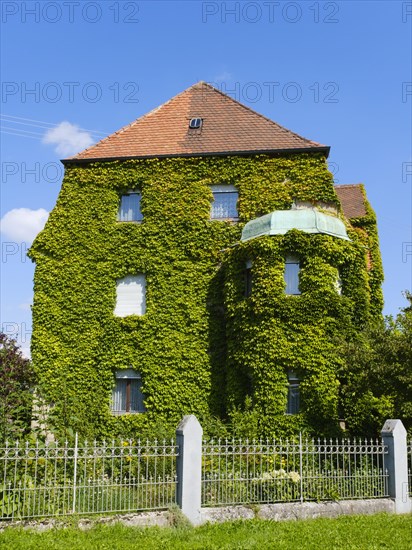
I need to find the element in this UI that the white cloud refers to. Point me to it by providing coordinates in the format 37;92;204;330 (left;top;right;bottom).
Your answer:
42;121;94;156
212;71;234;84
0;208;49;243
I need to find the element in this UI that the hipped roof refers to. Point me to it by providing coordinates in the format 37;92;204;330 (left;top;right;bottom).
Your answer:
65;81;329;163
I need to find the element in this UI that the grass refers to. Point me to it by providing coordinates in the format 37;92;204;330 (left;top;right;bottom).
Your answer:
0;513;411;549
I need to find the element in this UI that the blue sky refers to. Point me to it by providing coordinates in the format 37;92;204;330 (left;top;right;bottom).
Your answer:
1;0;411;356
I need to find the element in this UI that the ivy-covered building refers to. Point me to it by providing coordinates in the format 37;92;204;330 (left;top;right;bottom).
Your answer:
29;82;383;438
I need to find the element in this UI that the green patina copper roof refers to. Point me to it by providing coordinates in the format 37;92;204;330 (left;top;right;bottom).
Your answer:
241;208;350;242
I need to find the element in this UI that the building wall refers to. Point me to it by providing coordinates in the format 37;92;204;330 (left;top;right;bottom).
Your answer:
224;229;372;437
29;153;381;438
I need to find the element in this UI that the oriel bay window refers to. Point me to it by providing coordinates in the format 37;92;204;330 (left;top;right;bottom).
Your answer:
111;369;146;414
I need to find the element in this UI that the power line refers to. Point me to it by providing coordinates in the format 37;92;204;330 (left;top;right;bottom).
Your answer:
2;124;44;135
1;114;56;128
0;129;41;140
0;114;107;137
1;126;45;136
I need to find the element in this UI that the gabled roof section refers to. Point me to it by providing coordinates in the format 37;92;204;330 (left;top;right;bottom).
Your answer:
65;82;329;163
335;184;367;219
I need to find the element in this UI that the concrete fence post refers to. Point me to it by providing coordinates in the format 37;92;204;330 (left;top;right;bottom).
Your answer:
176;415;203;525
381;419;411;514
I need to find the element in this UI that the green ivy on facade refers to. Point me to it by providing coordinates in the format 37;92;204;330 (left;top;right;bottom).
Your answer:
29;153;383;439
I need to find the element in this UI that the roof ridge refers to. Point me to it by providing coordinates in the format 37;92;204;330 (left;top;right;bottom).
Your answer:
125;81;202;126
335;183;364;188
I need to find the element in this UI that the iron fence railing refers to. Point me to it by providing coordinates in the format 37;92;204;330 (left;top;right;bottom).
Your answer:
202;435;389;506
0;432;395;520
0;435;178;520
408;439;412;497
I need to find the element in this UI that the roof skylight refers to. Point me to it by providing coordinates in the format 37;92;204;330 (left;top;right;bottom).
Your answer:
189;118;202;129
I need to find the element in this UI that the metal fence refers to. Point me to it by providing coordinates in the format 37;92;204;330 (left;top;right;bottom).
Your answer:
202;436;389;506
0;431;400;521
408;439;412;497
0;435;178;520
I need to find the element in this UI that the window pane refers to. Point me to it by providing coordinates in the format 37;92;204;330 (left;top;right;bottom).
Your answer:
130;379;146;413
285;262;300;295
112;379;127;413
211;192;238;219
287;384;300;414
111;372;145;414
244;268;252;297
334;270;342;295
118;193;142;222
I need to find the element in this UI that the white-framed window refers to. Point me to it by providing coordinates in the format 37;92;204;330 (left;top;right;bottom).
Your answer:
111;369;145;414
284;255;301;295
286;371;300;415
118;192;142;222
244;259;252;298
114;274;146;317
210;185;238;219
334;269;342;295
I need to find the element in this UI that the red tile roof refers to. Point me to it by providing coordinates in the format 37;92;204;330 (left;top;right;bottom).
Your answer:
335;184;367;219
66;82;329;162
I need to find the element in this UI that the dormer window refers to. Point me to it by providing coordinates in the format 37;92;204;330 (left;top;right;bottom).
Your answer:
189;117;202;129
210;185;238;220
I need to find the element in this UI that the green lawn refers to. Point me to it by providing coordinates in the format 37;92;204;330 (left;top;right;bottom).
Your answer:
0;514;411;549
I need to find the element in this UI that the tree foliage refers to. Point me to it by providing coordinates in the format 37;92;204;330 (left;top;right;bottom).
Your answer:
0;333;35;441
337;292;412;436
